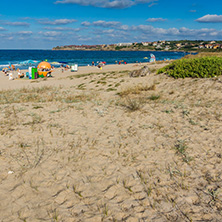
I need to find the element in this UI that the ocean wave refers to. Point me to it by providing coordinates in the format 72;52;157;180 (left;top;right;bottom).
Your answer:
0;63;37;70
0;63;21;67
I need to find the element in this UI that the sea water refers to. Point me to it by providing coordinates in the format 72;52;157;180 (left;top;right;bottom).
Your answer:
0;50;188;70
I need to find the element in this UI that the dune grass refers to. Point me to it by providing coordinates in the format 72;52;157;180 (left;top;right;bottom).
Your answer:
117;84;156;97
0;86;94;104
157;56;222;78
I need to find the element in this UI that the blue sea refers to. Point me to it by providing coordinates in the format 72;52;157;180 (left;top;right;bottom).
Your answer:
0;50;188;70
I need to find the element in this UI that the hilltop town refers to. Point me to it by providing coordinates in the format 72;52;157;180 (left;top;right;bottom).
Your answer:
53;40;222;52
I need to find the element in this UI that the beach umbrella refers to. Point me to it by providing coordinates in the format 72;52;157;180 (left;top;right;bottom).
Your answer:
51;62;61;65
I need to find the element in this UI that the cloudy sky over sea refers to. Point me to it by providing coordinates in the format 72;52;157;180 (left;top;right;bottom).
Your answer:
0;0;221;49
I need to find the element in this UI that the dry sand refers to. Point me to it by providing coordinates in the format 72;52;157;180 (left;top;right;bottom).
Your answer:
0;62;222;221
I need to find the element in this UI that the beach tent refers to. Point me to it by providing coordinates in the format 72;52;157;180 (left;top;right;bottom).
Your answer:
37;61;51;69
37;61;52;77
149;54;156;63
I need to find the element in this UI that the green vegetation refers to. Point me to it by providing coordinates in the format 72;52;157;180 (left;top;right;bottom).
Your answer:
115;46;127;50
157;56;222;78
174;140;192;163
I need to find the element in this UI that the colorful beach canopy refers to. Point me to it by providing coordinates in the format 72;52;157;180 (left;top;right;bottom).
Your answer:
51;62;61;65
150;54;156;63
19;60;40;65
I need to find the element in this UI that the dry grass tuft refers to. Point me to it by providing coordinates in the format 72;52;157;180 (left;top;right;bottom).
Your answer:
120;96;145;112
118;84;156;97
10;138;48;171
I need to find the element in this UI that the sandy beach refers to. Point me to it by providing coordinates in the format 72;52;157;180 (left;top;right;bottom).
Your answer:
0;62;222;221
0;63;148;90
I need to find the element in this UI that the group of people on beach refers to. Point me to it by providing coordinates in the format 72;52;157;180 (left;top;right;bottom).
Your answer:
60;64;70;73
115;60;127;65
2;64;28;80
91;61;106;69
91;60;128;67
2;68;25;80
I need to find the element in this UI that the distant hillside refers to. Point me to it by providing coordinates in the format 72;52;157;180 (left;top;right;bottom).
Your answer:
53;40;222;52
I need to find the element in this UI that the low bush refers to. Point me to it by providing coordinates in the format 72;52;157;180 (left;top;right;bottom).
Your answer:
157;56;222;78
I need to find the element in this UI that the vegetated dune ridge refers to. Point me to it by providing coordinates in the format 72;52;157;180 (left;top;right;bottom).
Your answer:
0;62;222;222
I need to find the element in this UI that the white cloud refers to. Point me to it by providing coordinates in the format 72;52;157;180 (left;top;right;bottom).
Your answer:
81;20;121;28
210;32;219;36
54;0;157;9
196;14;222;23
78;37;92;41
38;31;63;37
0;27;6;31
81;21;91;26
17;31;33;35
119;25;129;30
93;28;127;35
93;20;121;27
78;22;222;42
146;18;167;22
129;24;222;40
148;2;157;7
44;27;81;31
38;19;77;25
0;21;30;27
21;17;33;20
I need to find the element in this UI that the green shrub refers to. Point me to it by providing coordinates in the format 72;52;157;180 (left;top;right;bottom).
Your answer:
157;56;222;78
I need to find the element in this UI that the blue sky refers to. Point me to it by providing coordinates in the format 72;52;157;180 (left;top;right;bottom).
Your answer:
0;0;221;49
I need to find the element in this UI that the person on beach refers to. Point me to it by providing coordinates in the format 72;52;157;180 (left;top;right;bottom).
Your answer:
2;68;8;75
18;69;21;78
92;61;95;66
18;70;24;78
9;72;14;80
60;64;64;73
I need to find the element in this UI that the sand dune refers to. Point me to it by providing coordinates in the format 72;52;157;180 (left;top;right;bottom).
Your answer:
0;62;222;221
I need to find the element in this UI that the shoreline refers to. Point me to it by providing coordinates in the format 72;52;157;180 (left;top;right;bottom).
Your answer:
0;62;168;90
52;48;193;53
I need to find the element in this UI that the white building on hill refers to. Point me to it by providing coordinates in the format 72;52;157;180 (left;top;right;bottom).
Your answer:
116;43;133;46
